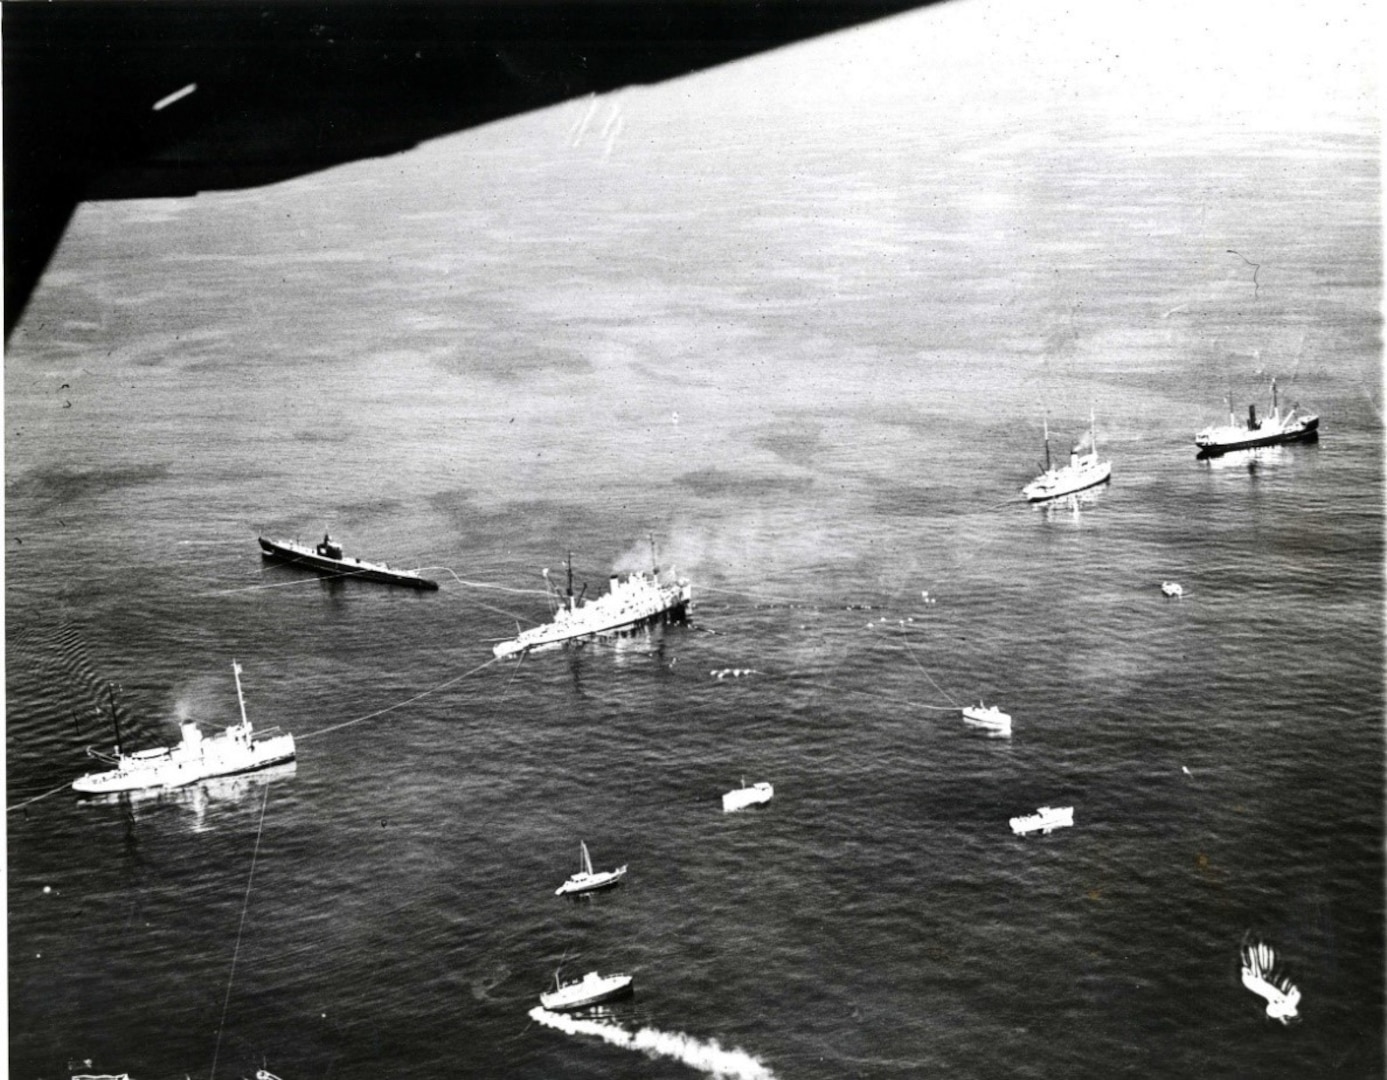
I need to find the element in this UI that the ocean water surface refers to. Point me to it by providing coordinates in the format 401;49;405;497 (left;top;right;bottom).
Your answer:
6;7;1383;1079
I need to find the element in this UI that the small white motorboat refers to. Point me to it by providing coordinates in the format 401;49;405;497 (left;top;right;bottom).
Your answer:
1240;938;1300;1023
1161;581;1184;598
554;841;627;896
722;780;773;812
961;702;1012;735
539;969;634;1011
1009;806;1074;835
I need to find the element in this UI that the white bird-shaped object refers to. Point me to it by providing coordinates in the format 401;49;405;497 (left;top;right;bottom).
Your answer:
1240;938;1300;1023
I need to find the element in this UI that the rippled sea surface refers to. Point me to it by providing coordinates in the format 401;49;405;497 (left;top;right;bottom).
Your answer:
6;25;1383;1080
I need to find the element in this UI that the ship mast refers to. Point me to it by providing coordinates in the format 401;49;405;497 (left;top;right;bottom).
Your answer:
232;660;249;727
1090;405;1098;458
566;552;575;611
1043;417;1051;471
107;683;122;756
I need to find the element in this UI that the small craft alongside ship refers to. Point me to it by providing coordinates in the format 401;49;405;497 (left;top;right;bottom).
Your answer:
961;702;1012;735
722;780;774;813
555;841;627;896
1194;379;1318;457
539;969;635;1011
493;543;691;659
1022;410;1112;502
72;663;296;795
1009;805;1074;835
258;534;439;590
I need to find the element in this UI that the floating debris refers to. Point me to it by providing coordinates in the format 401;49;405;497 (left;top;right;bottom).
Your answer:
1161;581;1184;598
710;668;760;680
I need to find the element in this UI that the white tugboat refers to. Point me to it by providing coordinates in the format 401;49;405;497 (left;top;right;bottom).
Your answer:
494;541;691;659
554;841;627;896
72;663;296;794
1195;379;1318;457
1022;410;1111;502
1009;806;1074;835
961;702;1012;735
539;969;635;1011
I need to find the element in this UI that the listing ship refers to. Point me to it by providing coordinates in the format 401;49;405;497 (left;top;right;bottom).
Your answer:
1194;379;1319;457
258;533;439;590
493;544;691;659
72;663;296;794
1022;410;1112;502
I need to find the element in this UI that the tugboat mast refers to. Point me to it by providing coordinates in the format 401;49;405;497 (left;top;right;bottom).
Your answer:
107;683;122;756
232;660;249;727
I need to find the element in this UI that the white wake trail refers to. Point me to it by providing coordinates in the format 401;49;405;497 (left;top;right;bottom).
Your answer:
529;1007;777;1080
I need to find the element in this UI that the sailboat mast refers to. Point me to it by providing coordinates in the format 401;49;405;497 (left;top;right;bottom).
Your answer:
232;661;249;727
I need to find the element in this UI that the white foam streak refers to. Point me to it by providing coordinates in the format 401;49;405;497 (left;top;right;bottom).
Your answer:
529;1007;777;1080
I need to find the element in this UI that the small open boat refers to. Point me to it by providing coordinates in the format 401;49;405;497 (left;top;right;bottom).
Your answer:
539;969;634;1011
554;841;627;896
1161;581;1184;598
961;702;1012;735
1009;805;1074;835
722;780;773;813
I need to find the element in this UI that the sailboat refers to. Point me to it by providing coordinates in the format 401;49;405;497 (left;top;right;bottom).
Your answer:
1021;409;1112;502
554;841;627;896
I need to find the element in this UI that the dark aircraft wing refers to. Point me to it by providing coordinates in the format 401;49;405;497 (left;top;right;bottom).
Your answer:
3;0;935;337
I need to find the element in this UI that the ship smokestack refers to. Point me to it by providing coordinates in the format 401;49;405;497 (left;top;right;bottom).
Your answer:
1248;404;1258;430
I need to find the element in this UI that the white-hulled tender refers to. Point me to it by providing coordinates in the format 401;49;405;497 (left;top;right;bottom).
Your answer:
1022;410;1111;503
72;662;295;794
